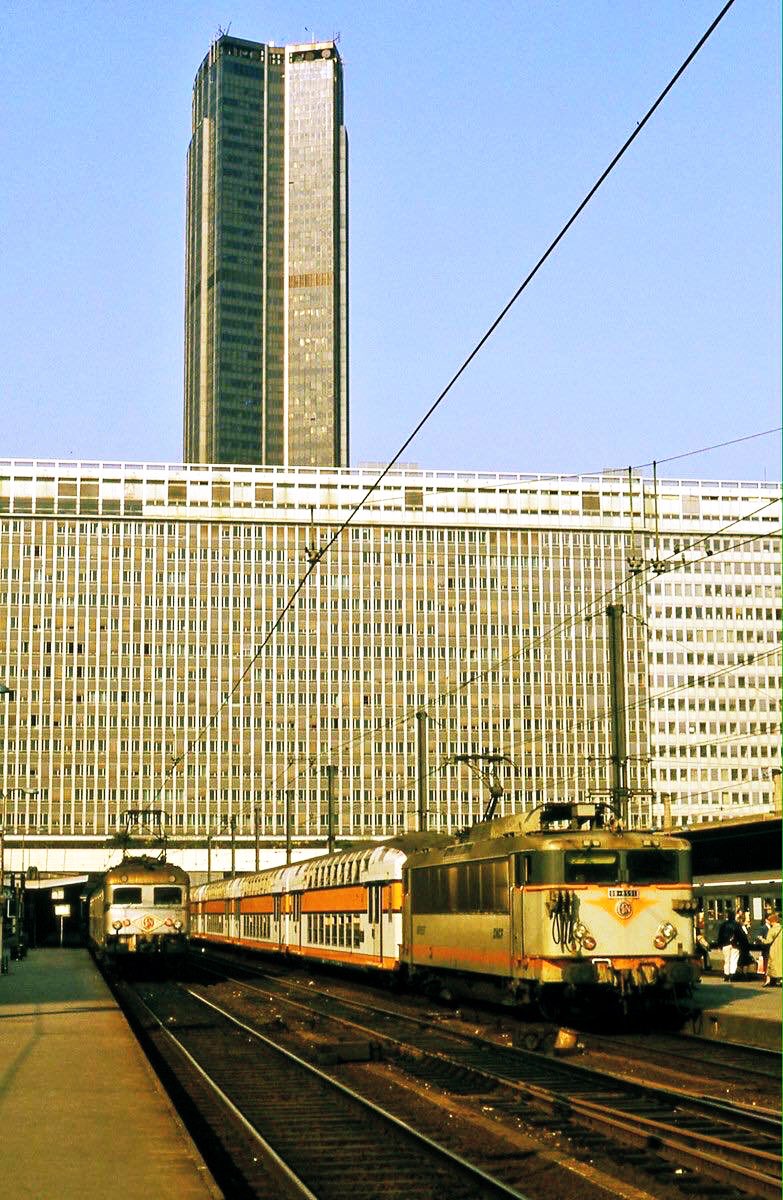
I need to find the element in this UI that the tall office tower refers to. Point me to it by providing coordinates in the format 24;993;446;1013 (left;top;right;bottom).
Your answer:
184;36;348;467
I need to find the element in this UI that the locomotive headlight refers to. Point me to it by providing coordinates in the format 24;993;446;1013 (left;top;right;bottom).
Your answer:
654;921;677;950
174;921;183;930
572;921;597;953
112;920;122;931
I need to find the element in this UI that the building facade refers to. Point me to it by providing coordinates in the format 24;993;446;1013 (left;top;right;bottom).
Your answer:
184;36;348;469
0;462;779;875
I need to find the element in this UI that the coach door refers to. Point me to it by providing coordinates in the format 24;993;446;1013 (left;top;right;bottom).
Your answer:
367;883;383;963
228;897;241;941
273;892;284;951
290;892;302;952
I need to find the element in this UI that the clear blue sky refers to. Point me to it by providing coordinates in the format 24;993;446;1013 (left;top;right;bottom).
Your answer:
1;1;780;482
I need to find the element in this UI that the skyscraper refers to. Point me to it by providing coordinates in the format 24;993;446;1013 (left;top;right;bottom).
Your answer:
184;36;348;467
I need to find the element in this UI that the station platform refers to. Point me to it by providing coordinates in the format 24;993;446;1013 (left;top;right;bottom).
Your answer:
0;948;221;1200
689;970;782;1051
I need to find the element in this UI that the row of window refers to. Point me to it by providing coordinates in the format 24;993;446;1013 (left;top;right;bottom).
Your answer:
306;912;363;948
408;849;687;913
197;910;365;949
110;886;183;906
411;860;510;915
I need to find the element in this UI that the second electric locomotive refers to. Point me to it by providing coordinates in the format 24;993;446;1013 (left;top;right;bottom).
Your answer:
89;856;189;962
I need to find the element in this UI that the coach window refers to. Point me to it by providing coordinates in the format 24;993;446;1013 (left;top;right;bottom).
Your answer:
625;850;683;884
112;886;142;904
153;886;182;905
564;852;619;885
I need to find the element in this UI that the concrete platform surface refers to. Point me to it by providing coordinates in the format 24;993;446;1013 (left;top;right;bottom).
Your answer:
0;948;221;1200
689;970;782;1051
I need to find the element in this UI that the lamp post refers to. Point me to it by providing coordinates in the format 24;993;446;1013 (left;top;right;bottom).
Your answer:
207;814;238;882
285;790;293;865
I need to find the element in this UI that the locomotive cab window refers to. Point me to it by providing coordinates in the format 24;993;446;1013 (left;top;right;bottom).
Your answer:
153;886;182;905
514;855;532;886
564;853;619;885
625;850;682;884
112;886;142;904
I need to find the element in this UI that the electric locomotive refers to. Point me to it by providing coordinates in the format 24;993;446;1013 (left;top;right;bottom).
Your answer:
89;856;189;962
190;804;698;1011
403;807;697;1009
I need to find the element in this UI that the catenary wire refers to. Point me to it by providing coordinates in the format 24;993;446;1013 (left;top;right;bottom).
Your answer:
633;427;782;471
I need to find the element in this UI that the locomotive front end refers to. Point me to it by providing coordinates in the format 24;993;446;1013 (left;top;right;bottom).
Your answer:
100;860;189;958
521;832;698;1003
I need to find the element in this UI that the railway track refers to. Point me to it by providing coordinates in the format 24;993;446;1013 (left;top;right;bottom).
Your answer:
189;950;782;1200
579;1029;781;1094
117;977;533;1200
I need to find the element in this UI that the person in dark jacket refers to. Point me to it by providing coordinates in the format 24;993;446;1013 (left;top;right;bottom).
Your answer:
733;912;755;980
716;912;741;981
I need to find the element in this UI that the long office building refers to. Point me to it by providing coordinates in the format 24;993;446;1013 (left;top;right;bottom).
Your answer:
184;35;348;468
0;462;779;874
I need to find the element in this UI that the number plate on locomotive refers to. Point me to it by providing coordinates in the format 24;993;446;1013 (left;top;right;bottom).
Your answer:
608;888;639;898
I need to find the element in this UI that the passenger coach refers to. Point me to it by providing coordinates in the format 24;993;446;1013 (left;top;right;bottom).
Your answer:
192;842;408;968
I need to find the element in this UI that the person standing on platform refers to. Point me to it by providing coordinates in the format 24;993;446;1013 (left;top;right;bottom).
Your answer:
734;912;754;980
756;907;773;977
716;911;741;981
694;914;711;971
759;911;781;988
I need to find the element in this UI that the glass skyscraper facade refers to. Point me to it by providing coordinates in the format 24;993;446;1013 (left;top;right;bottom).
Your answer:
184;36;348;469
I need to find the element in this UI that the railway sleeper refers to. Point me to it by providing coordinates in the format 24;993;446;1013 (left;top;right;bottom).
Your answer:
674;1178;743;1199
613;1148;660;1165
525;1112;571;1128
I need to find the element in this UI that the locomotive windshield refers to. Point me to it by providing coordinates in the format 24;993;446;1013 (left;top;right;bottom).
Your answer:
564;853;619;884
154;886;183;905
112;886;142;904
626;850;682;884
561;849;687;885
